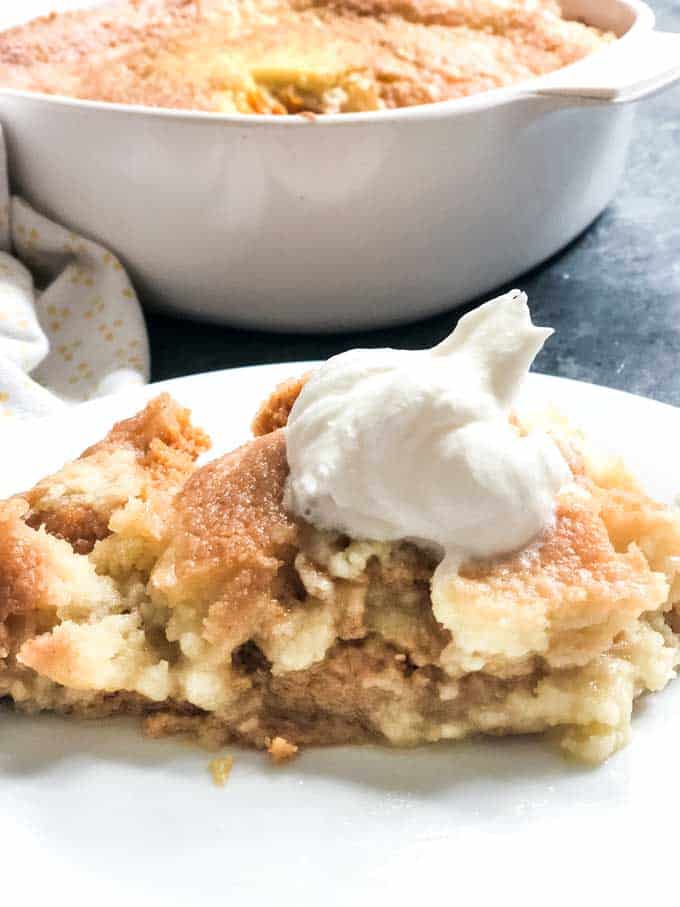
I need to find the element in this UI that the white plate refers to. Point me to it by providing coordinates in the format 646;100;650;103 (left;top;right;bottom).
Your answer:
3;365;680;906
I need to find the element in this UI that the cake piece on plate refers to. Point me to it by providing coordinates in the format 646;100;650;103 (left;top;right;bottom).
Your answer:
2;293;680;762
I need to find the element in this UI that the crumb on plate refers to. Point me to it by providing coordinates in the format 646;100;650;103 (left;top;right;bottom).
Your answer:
209;755;234;787
267;736;299;763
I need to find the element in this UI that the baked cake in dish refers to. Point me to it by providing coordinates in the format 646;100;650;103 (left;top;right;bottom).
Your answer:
2;381;680;763
0;0;614;115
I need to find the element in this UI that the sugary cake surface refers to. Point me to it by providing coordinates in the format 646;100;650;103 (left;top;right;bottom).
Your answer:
2;382;680;764
0;0;614;114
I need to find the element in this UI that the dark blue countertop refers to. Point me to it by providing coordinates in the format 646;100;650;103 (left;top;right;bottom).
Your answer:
147;0;680;405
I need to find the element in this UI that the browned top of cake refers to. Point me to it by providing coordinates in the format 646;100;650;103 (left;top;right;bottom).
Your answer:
20;393;210;555
151;428;299;650
251;374;308;436
0;0;615;114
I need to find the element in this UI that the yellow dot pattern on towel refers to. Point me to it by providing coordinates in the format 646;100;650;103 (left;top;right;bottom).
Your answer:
0;197;150;416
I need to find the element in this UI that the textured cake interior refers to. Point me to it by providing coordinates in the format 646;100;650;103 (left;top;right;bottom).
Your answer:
2;386;680;763
0;0;614;114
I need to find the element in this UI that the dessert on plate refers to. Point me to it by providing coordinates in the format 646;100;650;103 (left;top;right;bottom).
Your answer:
2;292;680;763
0;0;614;115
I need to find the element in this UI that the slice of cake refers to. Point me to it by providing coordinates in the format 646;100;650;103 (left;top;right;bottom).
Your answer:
2;295;679;763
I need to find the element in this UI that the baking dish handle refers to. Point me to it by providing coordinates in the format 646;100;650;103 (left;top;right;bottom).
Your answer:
531;30;680;104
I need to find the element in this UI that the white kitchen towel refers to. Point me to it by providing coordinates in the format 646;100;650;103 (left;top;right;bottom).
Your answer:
0;130;150;421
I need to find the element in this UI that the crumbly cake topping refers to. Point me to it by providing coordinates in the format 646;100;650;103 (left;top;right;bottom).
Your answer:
0;0;614;114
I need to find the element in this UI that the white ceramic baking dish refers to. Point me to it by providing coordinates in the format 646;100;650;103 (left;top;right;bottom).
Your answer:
0;0;678;331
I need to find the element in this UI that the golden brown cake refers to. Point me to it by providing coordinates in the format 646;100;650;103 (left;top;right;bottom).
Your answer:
2;382;680;763
0;0;614;114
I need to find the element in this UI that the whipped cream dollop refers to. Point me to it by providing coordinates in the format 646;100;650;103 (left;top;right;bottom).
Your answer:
284;291;571;565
